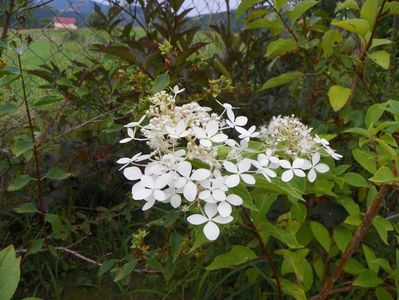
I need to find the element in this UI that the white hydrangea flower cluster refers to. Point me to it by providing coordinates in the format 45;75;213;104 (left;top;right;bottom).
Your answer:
118;87;341;241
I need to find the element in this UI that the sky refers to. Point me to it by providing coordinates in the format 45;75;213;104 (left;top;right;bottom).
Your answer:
92;0;240;16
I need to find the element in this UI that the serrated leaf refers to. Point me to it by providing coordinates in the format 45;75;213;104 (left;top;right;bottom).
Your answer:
328;85;351;112
260;71;303;91
8;175;33;191
368;50;390;69
206;246;257;270
266;39;297;59
331;18;370;36
45;167;71;180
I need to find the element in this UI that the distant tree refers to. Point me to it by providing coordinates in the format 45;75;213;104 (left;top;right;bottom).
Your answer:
39;17;52;28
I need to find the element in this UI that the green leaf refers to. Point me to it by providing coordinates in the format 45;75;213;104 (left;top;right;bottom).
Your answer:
151;73;170;93
27;239;44;255
33;95;63;107
0;245;20;300
333;225;352;252
335;0;360;13
206;246;257;270
266;39;297;59
353;270;383;287
365;103;387;128
343;172;369;187
170;232;182;262
8;175;33;191
344;127;370;137
260;71;303;91
287;1;318;23
14;202;39;214
331;18;370;36
362;244;379;272
12;139;33;157
114;259;136;282
245;19;282;34
368;50;390;70
229;183;257;211
236;0;263;19
281;279;306;300
370;166;396;183
352;149;377;174
370;38;392;49
45;167;71;180
45;214;62;236
375;287;393;300
372;215;393;244
322;29;342;58
98;259;117;277
0;103;18;117
328;85;351;112
310;221;330;251
360;0;378;28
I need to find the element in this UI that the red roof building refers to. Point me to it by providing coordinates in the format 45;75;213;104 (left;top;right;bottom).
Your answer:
53;17;77;30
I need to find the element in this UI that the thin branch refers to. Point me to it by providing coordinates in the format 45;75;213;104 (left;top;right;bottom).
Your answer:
241;208;283;300
1;0;15;41
311;285;353;300
317;183;392;299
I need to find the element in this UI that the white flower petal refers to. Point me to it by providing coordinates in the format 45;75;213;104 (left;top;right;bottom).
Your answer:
225;175;240;187
154;189;166;201
315;163;329;173
302;159;312;170
155;173;171;189
217;201;232;217
279;160;291;169
199;190;211;200
308;169;317;183
235;116;248;126
238;159;252;173
212;189;226;201
204;203;218;219
200;139;213;148
312;152;321;165
223;161;238;173
227;109;235;123
187;214;208;225
203;221;220;241
211;133;228;143
141;175;155;188
183;180;197;202
123;167;142;180
170;194;181;208
119;137;132;144
133;187;152;200
293;158;305;169
175;177;187;189
117;158;131;164
193;127;207;139
177;161;192;178
293;169;306;177
213;215;233;224
142;198;155;211
191;169;211;181
206;120;219;137
226;194;243;206
241;174;255;185
281;170;294;182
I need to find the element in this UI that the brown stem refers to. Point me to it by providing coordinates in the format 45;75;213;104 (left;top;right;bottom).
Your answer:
242;208;283;300
317;183;392;300
311;285;353;300
1;0;15;42
17;54;48;244
346;0;387;106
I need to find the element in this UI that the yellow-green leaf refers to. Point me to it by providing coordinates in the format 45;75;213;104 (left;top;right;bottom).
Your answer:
368;50;390;69
287;1;319;23
331;18;370;36
310;221;330;251
360;0;378;28
266;38;297;59
327;85;351;112
260;71;303;91
206;246;257;270
322;29;342;58
369;166;396;183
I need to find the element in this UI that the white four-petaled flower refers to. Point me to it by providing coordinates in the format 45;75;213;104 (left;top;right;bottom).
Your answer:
175;161;211;201
279;159;306;182
223;159;255;187
187;203;233;241
302;152;329;182
193;120;228;147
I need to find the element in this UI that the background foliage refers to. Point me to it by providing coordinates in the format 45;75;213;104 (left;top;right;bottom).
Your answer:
1;0;399;299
